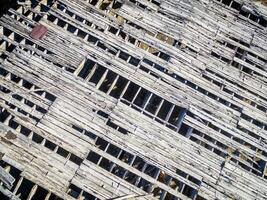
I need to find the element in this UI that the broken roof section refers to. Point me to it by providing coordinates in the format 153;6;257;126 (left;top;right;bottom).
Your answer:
0;0;267;200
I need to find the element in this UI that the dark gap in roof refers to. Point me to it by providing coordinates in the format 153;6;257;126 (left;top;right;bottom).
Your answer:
0;0;18;17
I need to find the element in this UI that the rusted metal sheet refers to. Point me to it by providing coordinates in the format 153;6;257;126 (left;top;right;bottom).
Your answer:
29;24;47;40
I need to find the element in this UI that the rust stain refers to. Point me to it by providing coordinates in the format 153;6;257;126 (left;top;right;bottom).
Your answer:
0;130;17;145
5;130;17;140
0;152;4;160
0;137;12;145
30;24;48;40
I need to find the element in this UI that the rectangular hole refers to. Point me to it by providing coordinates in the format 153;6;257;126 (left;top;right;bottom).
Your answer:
125;171;139;184
22;80;33;89
154;63;165;72
23;99;34;107
67;24;77;33
118;31;126;40
170;178;182;191
222;0;231;6
109;76;128;99
221;57;230;63
17;108;28;116
182;185;197;198
152;0;160;6
36;106;47;114
74;15;84;22
32;133;44;144
138;3;147;9
158;172;171;185
145;94;162;114
57;19;66;28
240;9;249;17
118;51;129;61
65;10;74;17
108;47;118;55
88;65;106;85
159;52;170;61
20;126;31;137
129;57;140;66
137;178;152;192
107;119;118;129
139;65;149;73
57;147;69;158
3;28;12;36
178;123;190;136
107;144;121;157
87;34;99;44
47;14;57;22
84;130;97;140
12;94;23;101
44;92;56;102
72;125;83;133
0;107;10;122
211;51;220;58
157;101;172;120
99;157;112;170
10;74;21;83
249;14;258;22
49;193;63;200
69;154;83;165
176;168;187;179
259;18;267;27
44;140;56;151
242;66;252;74
118;151;134;164
82;190;98;200
231;1;241;10
132;156;146;171
133;88;151;108
95;137;108;151
149;71;160;79
90;0;98;6
4;164;21;191
85;20;93;27
117;127;129;135
15;178;34;199
78;59;95;79
256;105;266;113
144;164;159;178
96;110;109;118
220;130;232;138
99;71;117;93
168;106;182;125
143;58;154;66
31;186;48;200
0;67;8;76
87;151;101;164
97;41;107;50
152;187;165;198
109;26;118;34
128;36;136;44
14;33;23;43
0;86;11;94
77;30;87;38
253;119;263;128
111;165;126;178
123;82;140;102
67;184;82;198
188;176;201;185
